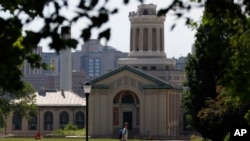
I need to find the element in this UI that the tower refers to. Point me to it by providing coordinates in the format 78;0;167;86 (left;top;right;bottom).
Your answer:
128;4;166;58
60;26;72;91
119;4;176;71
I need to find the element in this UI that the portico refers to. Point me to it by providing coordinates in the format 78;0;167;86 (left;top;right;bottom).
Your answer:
88;65;182;138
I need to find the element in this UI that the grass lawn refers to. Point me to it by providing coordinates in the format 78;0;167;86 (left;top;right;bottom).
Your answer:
0;138;144;141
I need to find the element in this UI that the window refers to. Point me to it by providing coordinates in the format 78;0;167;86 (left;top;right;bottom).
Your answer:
143;9;148;15
59;111;69;129
28;112;37;130
88;59;94;76
142;66;147;70
95;59;100;64
75;111;84;129
12;112;22;130
122;94;134;104
151;66;156;70
44;111;53;130
165;65;169;70
94;58;101;76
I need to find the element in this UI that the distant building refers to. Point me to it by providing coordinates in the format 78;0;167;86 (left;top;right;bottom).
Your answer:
22;46;43;75
175;56;187;71
22;40;127;94
81;39;103;52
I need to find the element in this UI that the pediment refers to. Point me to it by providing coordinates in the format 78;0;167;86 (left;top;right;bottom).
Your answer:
89;65;173;89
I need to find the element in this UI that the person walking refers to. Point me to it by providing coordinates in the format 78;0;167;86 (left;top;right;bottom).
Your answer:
121;122;128;141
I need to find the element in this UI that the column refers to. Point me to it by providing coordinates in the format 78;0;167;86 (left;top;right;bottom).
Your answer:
130;28;133;52
148;27;152;51
161;27;164;52
167;92;171;135
156;28;161;52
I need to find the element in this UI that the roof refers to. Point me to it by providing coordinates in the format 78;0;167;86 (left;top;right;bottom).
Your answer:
36;90;85;107
89;65;174;89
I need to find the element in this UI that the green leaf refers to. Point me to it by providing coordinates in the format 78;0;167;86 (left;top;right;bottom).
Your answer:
98;28;110;41
124;0;129;4
81;27;91;42
111;8;118;14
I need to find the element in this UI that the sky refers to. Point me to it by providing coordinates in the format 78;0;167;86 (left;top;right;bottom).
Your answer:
37;0;204;58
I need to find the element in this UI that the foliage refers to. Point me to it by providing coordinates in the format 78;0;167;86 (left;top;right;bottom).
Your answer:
221;22;250;101
184;0;250;140
0;82;37;126
223;133;230;141
190;134;204;141
53;125;85;136
64;124;78;130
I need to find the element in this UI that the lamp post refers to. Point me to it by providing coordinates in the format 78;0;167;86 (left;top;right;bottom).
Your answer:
83;81;91;141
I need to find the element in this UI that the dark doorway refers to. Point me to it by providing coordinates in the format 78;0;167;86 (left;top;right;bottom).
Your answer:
123;112;132;130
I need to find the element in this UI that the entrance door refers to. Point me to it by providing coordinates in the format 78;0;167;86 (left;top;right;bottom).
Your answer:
123;112;132;130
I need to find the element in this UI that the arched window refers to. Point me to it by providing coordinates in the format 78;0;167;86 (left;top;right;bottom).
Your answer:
122;94;134;104
28;112;37;130
75;111;84;129
12;112;22;130
60;111;69;129
44;111;53;130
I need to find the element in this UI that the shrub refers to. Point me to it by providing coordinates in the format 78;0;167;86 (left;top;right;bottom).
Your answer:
53;129;64;135
64;124;77;131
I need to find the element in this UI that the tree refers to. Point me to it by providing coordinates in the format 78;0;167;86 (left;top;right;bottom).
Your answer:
0;82;37;131
184;0;250;140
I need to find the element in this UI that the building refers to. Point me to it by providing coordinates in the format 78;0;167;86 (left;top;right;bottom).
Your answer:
118;4;185;87
88;4;186;138
88;65;182;138
2;90;86;136
22;40;127;94
1;4;189;139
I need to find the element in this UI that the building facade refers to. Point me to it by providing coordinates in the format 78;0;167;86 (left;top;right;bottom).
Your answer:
2;90;86;136
88;65;182;138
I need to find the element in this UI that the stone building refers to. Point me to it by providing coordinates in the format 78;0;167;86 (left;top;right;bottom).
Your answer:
2;90;85;136
88;65;182;138
1;4;188;139
88;4;186;138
